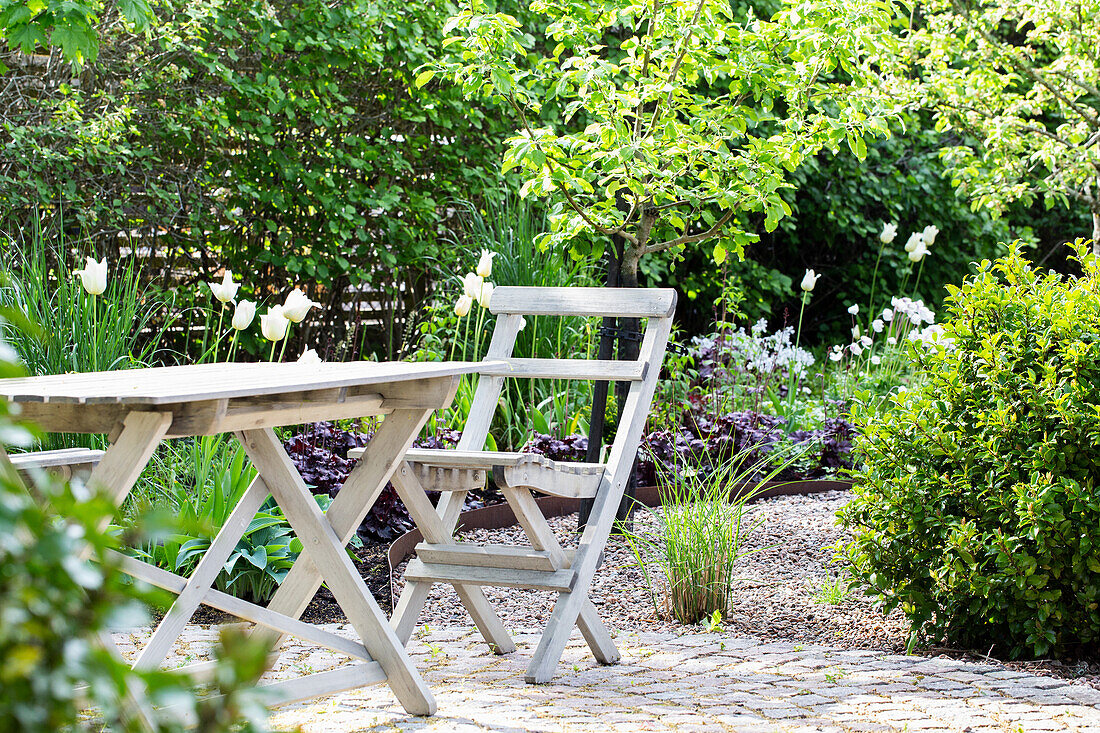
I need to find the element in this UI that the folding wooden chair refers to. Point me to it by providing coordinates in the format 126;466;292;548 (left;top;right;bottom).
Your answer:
382;286;675;683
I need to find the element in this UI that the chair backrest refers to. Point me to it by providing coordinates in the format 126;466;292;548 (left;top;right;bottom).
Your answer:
455;287;677;465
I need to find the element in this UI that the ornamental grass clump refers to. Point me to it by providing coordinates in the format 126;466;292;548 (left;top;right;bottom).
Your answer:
840;241;1100;659
625;447;794;625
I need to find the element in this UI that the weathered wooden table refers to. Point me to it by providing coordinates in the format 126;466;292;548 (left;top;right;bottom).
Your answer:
0;361;494;718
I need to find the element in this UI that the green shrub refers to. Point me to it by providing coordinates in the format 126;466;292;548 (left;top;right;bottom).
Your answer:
0;371;271;731
840;241;1100;658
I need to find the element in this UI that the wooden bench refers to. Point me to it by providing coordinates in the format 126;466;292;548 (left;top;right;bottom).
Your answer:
8;447;106;481
361;285;676;684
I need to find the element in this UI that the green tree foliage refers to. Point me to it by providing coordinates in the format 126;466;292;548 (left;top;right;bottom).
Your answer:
900;0;1100;248
0;0;152;67
841;242;1100;659
431;0;900;287
0;0;524;357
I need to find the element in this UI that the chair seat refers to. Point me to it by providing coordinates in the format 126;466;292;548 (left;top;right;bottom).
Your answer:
9;447;105;480
403;448;605;499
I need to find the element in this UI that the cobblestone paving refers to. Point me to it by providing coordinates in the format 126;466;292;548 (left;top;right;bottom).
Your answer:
114;625;1100;732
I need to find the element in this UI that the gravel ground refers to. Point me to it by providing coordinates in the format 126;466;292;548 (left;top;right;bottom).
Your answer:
394;488;1100;687
395;489;909;647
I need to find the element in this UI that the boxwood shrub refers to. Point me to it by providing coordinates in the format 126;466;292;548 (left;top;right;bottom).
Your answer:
840;241;1100;658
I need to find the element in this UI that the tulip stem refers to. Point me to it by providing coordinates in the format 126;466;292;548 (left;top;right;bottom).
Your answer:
213;307;225;361
278;326;291;363
786;292;808;428
866;241;885;330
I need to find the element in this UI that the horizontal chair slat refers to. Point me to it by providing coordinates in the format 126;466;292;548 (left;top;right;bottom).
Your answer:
9;448;105;470
404;559;577;593
481;358;646;382
489;286;676;319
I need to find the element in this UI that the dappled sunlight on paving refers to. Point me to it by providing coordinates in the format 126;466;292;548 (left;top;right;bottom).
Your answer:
114;625;1100;732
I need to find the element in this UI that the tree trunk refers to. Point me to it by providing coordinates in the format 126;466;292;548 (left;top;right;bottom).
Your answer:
1092;203;1099;257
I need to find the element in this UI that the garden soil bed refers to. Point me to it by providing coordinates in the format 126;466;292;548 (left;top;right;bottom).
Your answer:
185;488;1099;688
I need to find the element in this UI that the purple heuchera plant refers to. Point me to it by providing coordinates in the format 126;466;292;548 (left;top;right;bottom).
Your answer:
636;408;854;486
284;423;480;544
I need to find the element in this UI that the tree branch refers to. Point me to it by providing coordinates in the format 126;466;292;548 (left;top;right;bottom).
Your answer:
645;208;735;254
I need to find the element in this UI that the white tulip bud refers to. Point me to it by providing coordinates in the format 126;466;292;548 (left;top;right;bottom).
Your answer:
800;269;819;292
462;272;483;299
879;222;898;244
231;300;256;330
921;225;939;246
282;288;319;323
454;294;473;317
476;250;496;278
75;257;108;296
208;270;239;304
260;305;290;342
477;281;494;308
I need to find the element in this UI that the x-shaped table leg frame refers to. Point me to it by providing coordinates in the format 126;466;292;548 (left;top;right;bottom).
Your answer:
388;465;620;673
91;408;441;717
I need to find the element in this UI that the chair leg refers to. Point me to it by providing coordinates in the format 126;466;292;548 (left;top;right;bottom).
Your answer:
390;465;516;654
500;485;619;667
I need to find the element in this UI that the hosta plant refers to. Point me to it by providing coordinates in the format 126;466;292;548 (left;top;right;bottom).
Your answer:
840;241;1100;658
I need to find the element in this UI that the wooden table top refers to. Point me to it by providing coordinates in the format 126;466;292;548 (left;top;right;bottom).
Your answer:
0;361;499;406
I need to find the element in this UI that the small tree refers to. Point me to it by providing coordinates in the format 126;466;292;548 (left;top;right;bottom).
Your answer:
903;0;1100;250
426;0;900;288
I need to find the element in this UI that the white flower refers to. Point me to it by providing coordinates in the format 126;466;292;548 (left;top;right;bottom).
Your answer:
208;270;239;304
297;348;321;364
870;355;881;365
881;307;894;322
74;257;108;296
476;250;496;278
518;316;527;331
879;222;898;244
851;325;861;339
887;336;897;345
860;335;873;347
282;288;319;323
477;281;494;308
462;272;483;299
908;243;929;263
800;269;820;292
829;347;844;362
454;294;473;317
850;342;864;356
260;306;290;342
847;304;859;316
871;319;884;333
921;225;940;246
904;232;924;253
231;300;256;330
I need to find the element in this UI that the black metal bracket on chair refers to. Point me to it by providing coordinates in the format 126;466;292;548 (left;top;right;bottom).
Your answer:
596;326;643;345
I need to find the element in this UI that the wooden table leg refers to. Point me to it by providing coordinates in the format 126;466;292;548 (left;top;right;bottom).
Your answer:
238;426;436;716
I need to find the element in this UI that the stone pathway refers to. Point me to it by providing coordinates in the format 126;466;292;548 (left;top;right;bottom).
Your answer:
114;625;1100;732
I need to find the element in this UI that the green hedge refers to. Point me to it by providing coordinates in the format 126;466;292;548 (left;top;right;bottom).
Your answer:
841;242;1100;658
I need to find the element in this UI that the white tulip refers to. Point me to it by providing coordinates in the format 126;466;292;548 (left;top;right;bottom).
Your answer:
297;348;321;364
454;294;473;317
477;281;494;308
74;257;108;296
462;272;483;299
208;270;239;304
904;232;924;253
282;288;318;323
879;222;898;244
847;304;859;316
260;305;290;342
231;299;256;330
476;250;496;278
800;269;820;292
921;225;940;246
908;243;929;263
